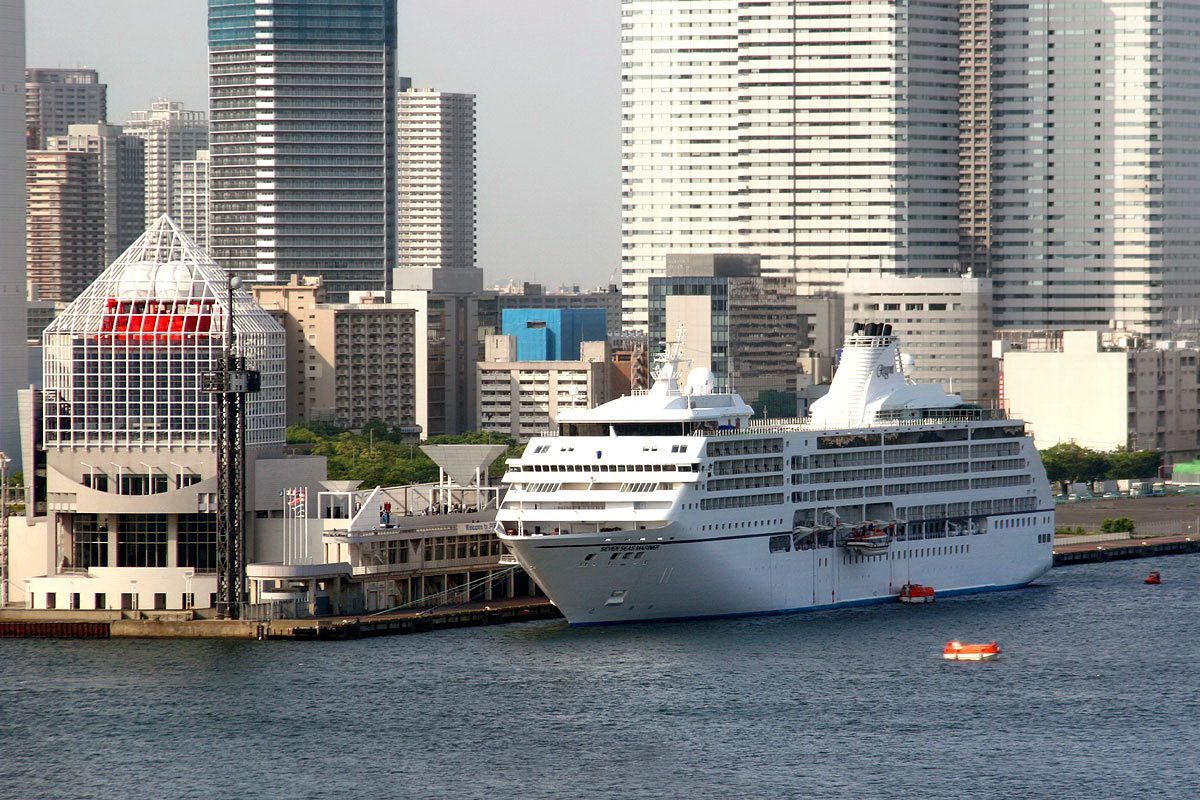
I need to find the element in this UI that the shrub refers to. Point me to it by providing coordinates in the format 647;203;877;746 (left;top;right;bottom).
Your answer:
1100;517;1135;533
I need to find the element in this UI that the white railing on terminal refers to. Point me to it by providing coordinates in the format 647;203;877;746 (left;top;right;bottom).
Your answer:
318;482;502;534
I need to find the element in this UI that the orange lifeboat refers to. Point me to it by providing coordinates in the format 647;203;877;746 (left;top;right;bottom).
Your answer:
1145;570;1162;585
899;583;936;604
943;640;1001;661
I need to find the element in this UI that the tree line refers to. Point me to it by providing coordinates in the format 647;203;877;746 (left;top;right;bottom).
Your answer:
286;421;523;488
1039;443;1161;493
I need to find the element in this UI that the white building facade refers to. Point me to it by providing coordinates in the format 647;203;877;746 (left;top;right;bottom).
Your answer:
397;83;475;272
619;0;962;330
124;100;208;227
1000;330;1200;464
171;149;210;250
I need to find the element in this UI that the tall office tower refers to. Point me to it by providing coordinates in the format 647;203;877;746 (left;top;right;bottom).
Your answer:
24;68;106;149
26;149;105;301
619;0;962;330
48;123;145;266
396;81;476;271
208;0;397;301
124;101;208;226
958;0;992;272
171;150;210;249
990;1;1200;336
1;0;27;458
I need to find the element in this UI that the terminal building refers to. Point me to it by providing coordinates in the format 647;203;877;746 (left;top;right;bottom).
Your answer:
3;218;531;613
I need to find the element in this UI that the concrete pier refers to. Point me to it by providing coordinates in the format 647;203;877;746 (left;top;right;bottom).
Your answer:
0;597;561;639
1053;534;1200;565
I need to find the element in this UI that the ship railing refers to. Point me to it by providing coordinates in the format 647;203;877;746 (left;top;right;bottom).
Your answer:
699;413;1013;437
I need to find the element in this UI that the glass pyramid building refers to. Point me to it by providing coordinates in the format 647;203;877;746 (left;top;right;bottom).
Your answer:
41;215;285;448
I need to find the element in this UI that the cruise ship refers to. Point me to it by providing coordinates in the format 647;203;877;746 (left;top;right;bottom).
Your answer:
495;324;1054;625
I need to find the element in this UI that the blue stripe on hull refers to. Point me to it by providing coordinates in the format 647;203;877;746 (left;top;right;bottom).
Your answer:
567;580;1034;627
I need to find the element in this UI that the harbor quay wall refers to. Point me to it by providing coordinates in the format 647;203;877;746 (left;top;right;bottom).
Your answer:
0;598;560;639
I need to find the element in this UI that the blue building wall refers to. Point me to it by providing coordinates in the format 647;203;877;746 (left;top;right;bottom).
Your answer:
501;308;607;361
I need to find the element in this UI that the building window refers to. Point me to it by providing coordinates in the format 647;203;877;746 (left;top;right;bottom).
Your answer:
116;514;168;568
94;593;106;610
177;514;218;573
73;514;110;569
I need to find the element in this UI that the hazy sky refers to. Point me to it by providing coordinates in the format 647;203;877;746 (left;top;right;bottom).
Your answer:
25;0;621;288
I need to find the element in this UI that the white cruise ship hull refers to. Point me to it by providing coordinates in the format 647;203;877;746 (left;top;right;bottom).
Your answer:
501;519;1053;625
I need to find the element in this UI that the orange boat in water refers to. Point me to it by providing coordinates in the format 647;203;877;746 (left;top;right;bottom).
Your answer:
899;583;935;604
943;641;1001;661
1145;570;1162;585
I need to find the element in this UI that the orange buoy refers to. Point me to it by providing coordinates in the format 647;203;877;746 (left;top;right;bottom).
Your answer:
943;640;1001;661
1145;570;1162;585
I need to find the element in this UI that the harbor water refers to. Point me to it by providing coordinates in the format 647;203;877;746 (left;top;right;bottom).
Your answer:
3;555;1199;799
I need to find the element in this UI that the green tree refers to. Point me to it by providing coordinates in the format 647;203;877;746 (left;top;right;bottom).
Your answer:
1040;443;1108;494
1105;448;1161;480
1101;517;1135;533
284;423;522;486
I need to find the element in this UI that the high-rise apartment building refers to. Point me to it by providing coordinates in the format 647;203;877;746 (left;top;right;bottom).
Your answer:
171;149;210;249
620;0;962;330
47;123;145;267
1;0;26;457
24;67;106;149
208;0;397;300
254;276;419;431
985;2;1200;336
477;337;610;441
958;0;992;272
123;100;208;226
25;149;105;302
397;81;475;271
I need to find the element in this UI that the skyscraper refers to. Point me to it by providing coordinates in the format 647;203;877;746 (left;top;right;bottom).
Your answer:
123;100;208;226
171;149;210;249
47;123;145;267
24;67;106;149
26;149;105;302
993;2;1200;335
619;0;962;330
397;81;476;272
1;0;26;457
208;0;397;301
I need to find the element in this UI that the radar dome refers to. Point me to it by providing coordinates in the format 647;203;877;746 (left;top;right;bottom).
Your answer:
685;367;715;395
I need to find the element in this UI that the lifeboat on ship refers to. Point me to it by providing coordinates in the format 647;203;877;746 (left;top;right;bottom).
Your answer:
1145;570;1162;585
899;583;935;604
843;523;892;554
943;641;1001;661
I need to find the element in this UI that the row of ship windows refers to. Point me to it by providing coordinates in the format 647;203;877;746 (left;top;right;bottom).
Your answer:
514;463;698;473
514;482;675;493
803;443;1022;469
699;518;787;532
800;459;1027;484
